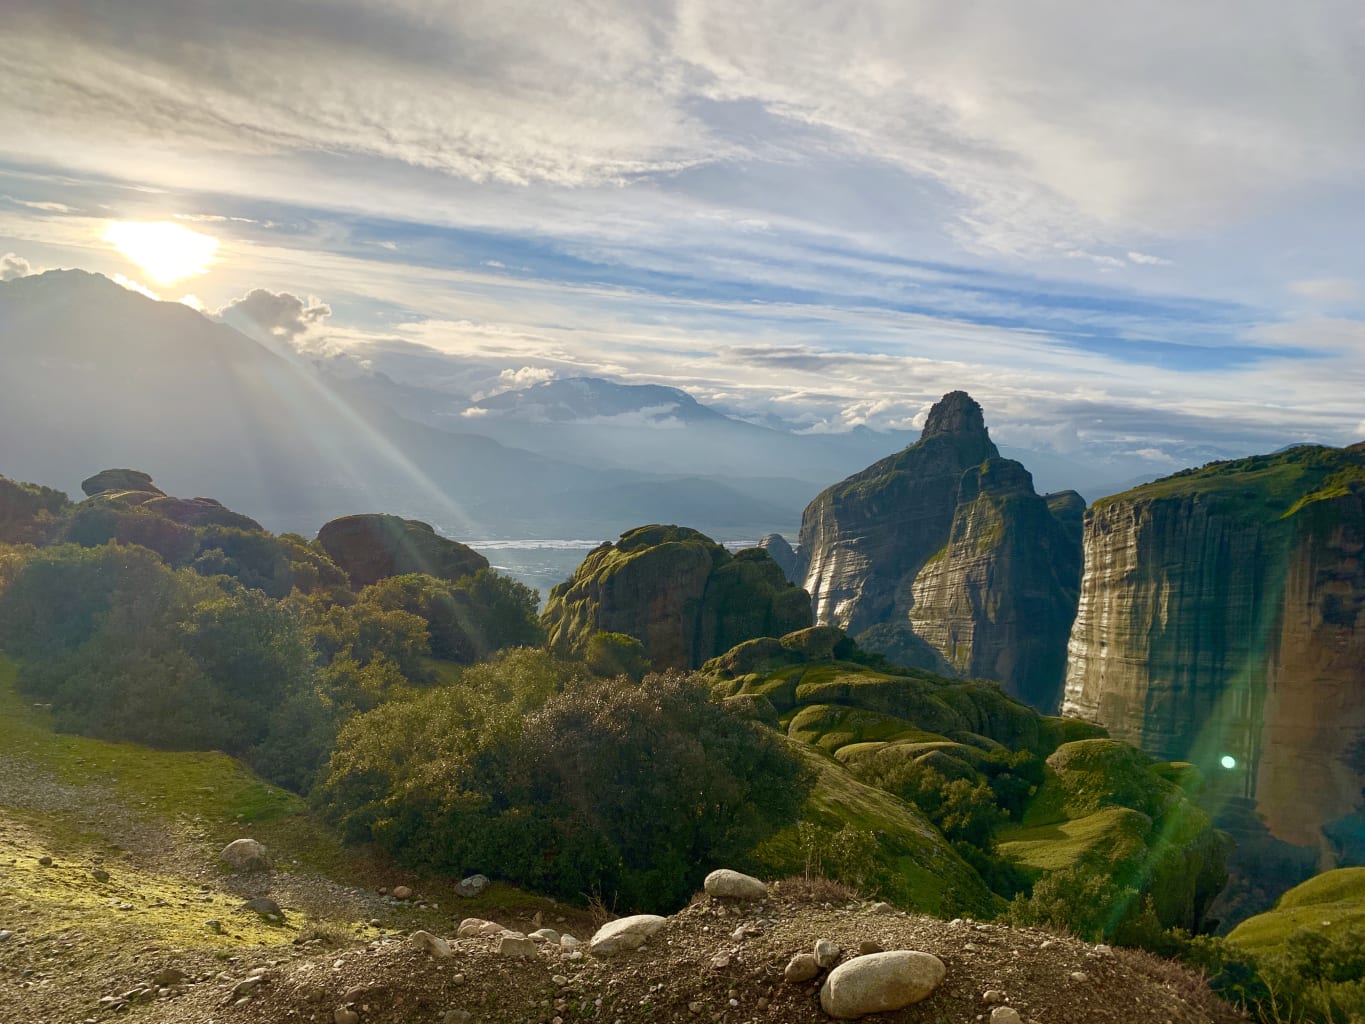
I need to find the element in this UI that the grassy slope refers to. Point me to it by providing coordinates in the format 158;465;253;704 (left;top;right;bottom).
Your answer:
1227;867;1365;953
0;657;580;961
749;743;998;918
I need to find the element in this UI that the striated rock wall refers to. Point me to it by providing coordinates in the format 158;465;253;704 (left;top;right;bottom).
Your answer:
910;460;1083;711
1063;444;1365;851
1258;488;1365;848
797;391;1082;711
798;391;998;635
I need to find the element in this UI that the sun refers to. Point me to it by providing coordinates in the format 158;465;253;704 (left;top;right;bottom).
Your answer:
103;221;219;285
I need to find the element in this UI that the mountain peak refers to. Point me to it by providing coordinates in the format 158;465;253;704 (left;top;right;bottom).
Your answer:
921;390;988;441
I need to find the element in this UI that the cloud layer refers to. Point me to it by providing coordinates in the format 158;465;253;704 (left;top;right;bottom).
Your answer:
1;2;1362;467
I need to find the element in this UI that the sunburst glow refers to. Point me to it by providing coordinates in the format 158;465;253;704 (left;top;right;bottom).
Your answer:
103;221;218;285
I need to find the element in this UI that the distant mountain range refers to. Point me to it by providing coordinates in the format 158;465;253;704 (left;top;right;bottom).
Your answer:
0;270;1147;540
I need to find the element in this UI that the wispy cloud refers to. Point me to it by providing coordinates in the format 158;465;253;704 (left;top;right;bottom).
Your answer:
2;1;1363;468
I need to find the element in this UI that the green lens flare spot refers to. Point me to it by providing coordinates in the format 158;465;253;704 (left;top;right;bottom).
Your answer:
1220;755;1237;769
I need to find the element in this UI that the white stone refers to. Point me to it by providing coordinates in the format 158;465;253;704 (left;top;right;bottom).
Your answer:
814;938;841;969
409;930;452;958
703;869;767;900
991;1008;1023;1024
530;928;560;944
586;915;666;956
819;951;946;1019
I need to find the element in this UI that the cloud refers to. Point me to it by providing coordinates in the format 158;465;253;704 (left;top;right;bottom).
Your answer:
112;273;158;299
1289;278;1359;303
216;288;331;340
5;0;1364;262
0;252;33;280
1127;251;1172;266
495;366;557;391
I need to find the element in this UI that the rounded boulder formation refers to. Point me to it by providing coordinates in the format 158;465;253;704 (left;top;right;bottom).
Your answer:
819;950;947;1019
80;468;164;497
316;514;489;588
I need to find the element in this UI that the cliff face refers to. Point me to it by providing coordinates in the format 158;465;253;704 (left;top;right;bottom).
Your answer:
1063;444;1365;850
910;461;1084;711
542;525;812;671
797;391;1082;711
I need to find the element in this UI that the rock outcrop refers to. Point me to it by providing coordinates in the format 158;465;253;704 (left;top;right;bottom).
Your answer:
797;391;1082;711
81;468;163;497
758;533;800;583
316;514;489;588
75;469;264;530
542;525;812;671
1063;444;1365;854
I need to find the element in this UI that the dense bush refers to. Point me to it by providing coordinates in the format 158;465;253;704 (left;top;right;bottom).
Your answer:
0;543;333;789
0;477;69;544
317;662;810;911
358;570;543;664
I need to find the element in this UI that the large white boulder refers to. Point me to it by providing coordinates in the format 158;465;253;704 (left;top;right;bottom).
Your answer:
586;914;666;956
819;950;946;1019
703;869;768;900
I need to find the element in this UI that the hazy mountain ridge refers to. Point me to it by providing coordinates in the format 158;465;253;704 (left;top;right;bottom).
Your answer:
0;272;798;539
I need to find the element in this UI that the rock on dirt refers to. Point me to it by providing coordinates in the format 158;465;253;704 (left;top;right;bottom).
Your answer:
703;868;768;900
220;839;271;873
819;950;947;1019
587;914;666;956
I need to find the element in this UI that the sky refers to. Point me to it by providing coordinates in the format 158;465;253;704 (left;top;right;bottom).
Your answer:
1;0;1363;471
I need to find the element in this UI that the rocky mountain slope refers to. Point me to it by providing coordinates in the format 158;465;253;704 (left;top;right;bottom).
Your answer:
1062;444;1365;860
542;525;812;671
797;392;1083;711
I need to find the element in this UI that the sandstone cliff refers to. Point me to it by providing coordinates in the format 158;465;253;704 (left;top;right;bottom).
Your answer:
797;392;1082;711
542;525;812;671
1063;444;1365;853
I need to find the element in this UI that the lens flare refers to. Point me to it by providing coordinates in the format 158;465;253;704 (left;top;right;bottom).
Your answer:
104;221;218;285
1220;755;1237;769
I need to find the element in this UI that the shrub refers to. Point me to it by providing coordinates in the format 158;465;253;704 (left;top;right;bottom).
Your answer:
317;666;810;912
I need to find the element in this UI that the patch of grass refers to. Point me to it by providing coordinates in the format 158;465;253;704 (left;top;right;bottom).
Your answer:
1091;444;1364;516
1227;868;1365;953
997;806;1151;874
750;743;998;918
0;657;344;874
0;809;289;952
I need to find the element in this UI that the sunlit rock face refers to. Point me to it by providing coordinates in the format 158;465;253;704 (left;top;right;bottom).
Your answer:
797;391;1082;711
1063;444;1365;852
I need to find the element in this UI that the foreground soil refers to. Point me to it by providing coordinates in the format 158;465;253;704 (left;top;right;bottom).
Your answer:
8;879;1244;1024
